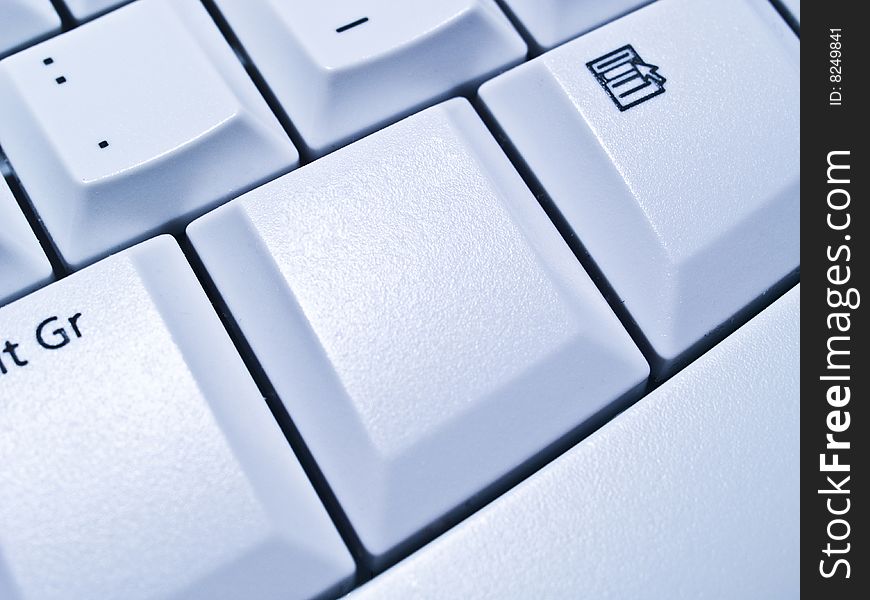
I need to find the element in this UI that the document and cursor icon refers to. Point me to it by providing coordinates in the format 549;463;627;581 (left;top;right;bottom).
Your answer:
587;45;666;111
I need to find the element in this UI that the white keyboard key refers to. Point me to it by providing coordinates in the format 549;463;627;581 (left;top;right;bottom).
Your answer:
0;236;354;600
501;0;653;50
64;0;130;21
480;0;799;373
0;0;298;269
189;99;649;565
0;0;60;57
212;0;526;155
0;177;52;306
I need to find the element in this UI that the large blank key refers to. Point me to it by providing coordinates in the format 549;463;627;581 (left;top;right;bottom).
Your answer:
0;0;298;269
0;237;354;600
0;177;51;306
480;0;799;373
212;0;526;155
189;99;649;565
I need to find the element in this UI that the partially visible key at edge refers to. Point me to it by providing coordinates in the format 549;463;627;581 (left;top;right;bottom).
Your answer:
0;236;354;600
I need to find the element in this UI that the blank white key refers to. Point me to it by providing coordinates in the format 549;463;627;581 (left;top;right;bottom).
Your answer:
0;236;354;600
189;99;649;565
0;0;298;269
212;0;526;155
64;0;131;21
0;177;52;306
480;0;799;373
500;0;653;50
0;0;60;57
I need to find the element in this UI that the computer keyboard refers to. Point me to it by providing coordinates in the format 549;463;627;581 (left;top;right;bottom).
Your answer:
0;0;799;599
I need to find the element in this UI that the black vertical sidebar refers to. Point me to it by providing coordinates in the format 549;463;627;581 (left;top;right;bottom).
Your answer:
802;0;867;597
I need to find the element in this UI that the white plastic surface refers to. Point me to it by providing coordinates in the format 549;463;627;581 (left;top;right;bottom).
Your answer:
480;0;799;372
500;0;653;50
0;236;354;600
0;177;51;306
0;0;298;269
212;0;526;155
0;0;59;57
189;99;649;565
64;0;131;21
348;284;800;600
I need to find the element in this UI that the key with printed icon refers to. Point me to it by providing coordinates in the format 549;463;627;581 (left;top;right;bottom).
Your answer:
480;0;799;375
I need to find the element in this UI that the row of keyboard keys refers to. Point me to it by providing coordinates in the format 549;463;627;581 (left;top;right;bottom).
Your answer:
0;0;798;290
480;0;799;373
0;0;298;269
0;0;60;58
0;236;354;600
213;0;527;156
0;177;51;306
189;98;650;565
